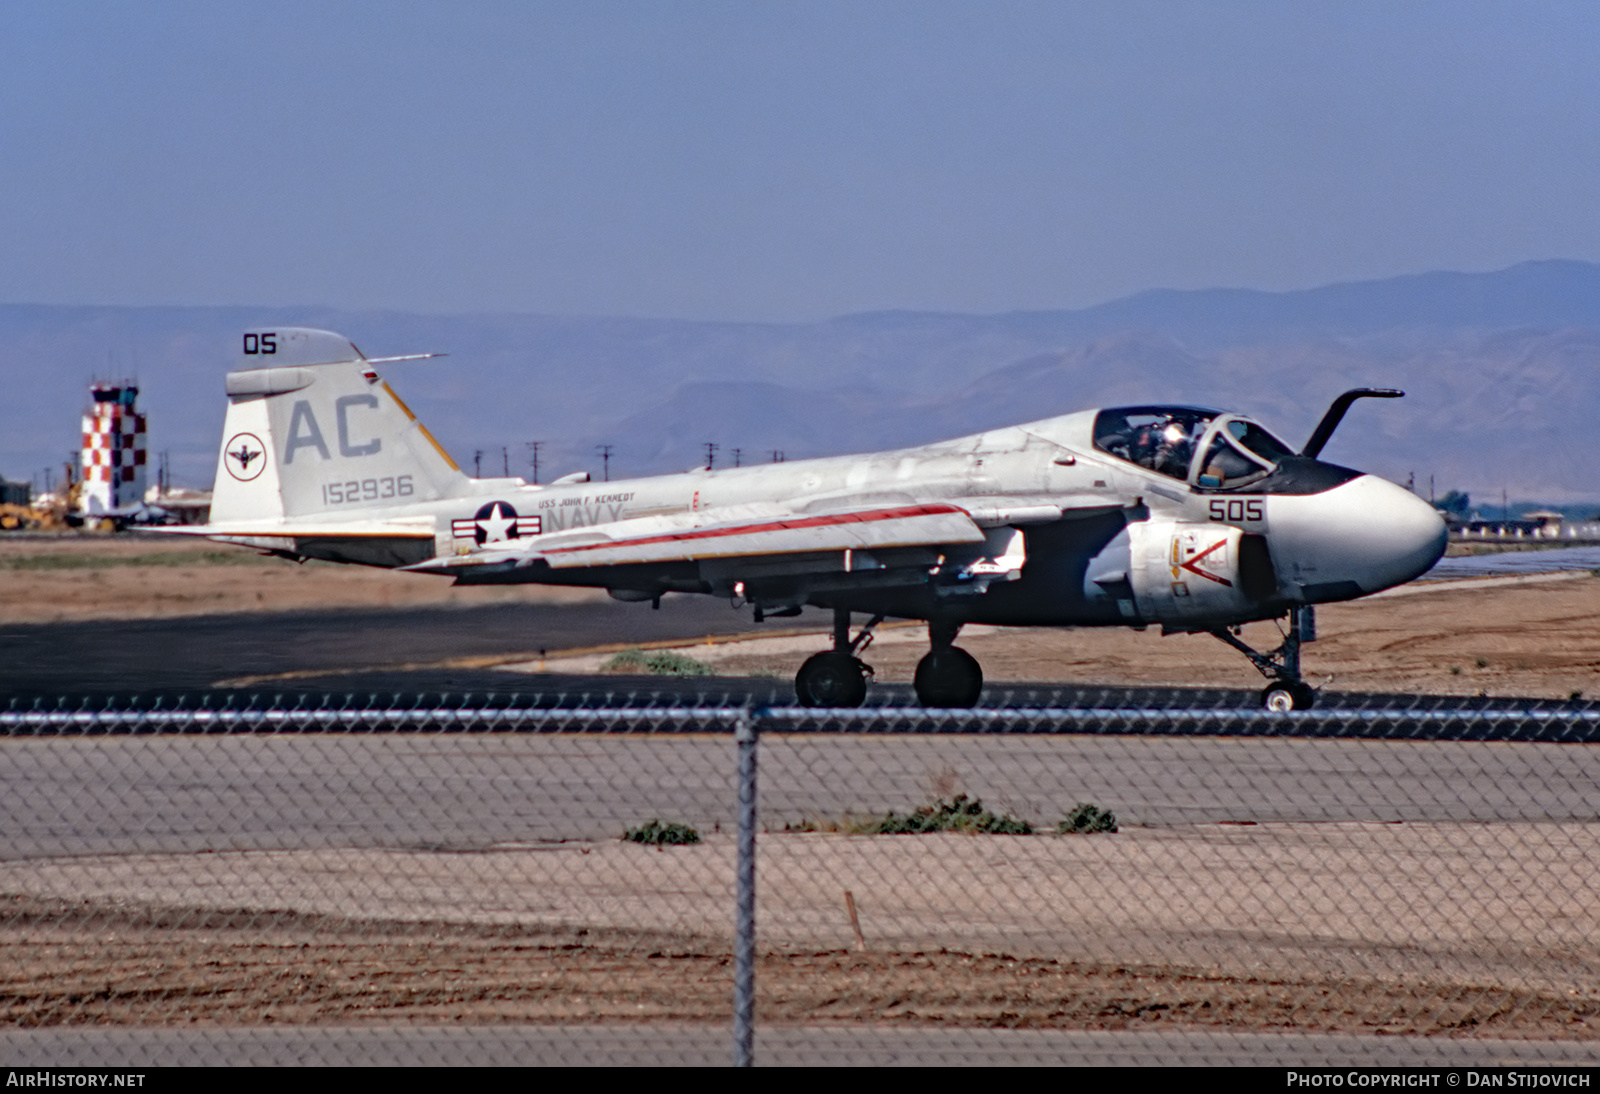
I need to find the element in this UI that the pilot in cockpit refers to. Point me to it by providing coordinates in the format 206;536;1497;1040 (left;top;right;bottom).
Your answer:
1096;406;1297;489
1150;419;1195;479
1100;412;1197;476
1095;407;1224;482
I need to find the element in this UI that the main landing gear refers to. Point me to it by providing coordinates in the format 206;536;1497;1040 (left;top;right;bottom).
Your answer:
794;609;879;708
1209;606;1318;712
914;619;983;708
793;612;985;709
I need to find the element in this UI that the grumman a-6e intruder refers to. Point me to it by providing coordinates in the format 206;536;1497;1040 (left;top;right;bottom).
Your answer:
183;328;1448;710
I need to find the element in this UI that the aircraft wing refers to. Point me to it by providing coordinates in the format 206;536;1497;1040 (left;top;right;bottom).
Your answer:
409;501;986;575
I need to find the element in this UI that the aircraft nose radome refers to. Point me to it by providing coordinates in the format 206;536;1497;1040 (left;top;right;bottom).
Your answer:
1268;474;1447;598
1363;473;1452;585
1353;475;1449;591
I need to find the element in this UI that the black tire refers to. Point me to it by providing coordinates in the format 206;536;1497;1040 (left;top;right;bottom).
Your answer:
1262;685;1295;713
795;651;869;708
1261;682;1316;711
914;646;984;708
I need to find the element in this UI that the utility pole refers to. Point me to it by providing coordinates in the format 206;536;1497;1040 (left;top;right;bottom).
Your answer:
732;447;742;468
770;450;784;463
502;446;509;477
596;444;614;482
525;441;543;485
704;442;719;470
473;450;483;478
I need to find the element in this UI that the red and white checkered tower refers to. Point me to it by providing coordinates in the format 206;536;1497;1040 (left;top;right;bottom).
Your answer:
80;382;147;515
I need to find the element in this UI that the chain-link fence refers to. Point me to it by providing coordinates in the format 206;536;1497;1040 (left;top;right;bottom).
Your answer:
5;692;1600;1066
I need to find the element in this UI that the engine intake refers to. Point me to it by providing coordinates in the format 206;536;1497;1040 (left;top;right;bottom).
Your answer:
1084;519;1278;625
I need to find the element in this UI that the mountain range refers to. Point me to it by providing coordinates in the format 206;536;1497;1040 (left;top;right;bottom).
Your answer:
2;259;1597;505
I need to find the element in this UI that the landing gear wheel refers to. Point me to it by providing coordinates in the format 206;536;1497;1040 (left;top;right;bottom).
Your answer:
914;646;984;708
1261;682;1316;712
795;651;869;708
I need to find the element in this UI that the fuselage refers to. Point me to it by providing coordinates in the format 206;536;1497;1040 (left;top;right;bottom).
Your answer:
243;406;1446;631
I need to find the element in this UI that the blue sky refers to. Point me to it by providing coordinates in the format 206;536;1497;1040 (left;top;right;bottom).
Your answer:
3;1;1598;321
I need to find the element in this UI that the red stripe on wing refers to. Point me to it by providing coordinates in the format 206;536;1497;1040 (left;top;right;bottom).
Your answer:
539;502;968;557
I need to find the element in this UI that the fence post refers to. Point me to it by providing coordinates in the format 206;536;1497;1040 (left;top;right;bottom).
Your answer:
732;707;759;1067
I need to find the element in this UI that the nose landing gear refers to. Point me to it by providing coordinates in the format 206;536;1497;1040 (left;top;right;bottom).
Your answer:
1210;606;1319;711
1260;680;1317;713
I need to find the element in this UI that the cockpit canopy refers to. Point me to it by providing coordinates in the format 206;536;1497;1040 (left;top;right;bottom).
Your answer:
1093;406;1297;490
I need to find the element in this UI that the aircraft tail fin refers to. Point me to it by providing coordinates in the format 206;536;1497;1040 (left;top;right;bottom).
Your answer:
210;328;469;524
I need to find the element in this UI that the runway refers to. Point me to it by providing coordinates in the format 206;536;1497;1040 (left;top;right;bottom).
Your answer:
6;729;1600;859
0;596;781;700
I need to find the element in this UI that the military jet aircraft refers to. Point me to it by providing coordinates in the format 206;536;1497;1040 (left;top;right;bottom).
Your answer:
181;327;1447;710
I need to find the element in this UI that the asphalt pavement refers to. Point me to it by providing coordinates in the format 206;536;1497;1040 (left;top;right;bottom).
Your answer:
7;731;1600;860
0;596;783;700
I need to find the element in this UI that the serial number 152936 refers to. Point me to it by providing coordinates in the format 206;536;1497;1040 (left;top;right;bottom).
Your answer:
322;476;414;505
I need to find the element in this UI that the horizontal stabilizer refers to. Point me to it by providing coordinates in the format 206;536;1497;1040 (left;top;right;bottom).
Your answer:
156;518;436;540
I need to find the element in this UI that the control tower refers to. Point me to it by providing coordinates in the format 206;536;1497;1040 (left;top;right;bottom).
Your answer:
80;382;147;516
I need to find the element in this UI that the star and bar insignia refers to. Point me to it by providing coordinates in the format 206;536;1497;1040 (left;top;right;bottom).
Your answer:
451;501;542;546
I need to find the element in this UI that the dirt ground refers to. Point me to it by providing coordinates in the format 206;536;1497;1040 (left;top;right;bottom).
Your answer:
0;534;604;622
5;892;1598;1035
8;819;1600;1034
545;571;1600;700
12;821;1600;984
7;928;1594;1036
